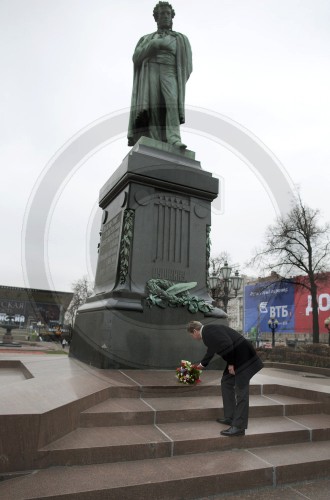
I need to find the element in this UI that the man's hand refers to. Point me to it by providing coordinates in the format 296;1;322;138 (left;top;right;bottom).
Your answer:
196;363;205;370
228;364;235;375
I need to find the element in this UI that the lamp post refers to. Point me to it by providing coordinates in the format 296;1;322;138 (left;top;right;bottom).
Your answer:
324;317;330;346
268;315;279;348
209;261;243;313
37;321;42;339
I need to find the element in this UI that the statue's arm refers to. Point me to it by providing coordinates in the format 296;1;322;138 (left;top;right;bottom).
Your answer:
132;35;163;66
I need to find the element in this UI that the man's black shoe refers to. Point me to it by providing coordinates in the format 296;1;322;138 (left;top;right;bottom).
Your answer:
220;426;245;437
216;418;232;425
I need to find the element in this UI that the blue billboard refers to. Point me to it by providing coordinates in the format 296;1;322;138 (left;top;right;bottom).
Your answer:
244;281;295;334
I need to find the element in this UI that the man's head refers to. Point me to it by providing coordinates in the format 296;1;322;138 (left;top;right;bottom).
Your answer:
187;321;203;340
153;2;175;30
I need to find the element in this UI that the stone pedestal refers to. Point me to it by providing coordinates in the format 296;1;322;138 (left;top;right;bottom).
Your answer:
2;331;13;344
70;138;227;369
0;327;21;347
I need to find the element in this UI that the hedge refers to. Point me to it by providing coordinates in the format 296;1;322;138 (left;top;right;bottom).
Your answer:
257;344;330;369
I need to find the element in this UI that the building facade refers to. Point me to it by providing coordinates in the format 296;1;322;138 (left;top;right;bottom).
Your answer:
0;285;73;329
243;272;330;342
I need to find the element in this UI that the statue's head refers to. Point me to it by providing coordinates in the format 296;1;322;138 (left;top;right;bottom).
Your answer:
153;2;175;29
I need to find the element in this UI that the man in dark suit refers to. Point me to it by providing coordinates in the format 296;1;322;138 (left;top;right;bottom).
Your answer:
187;321;263;436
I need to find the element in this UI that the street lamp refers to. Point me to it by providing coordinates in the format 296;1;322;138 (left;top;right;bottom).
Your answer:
268;315;279;348
209;261;243;313
37;321;43;339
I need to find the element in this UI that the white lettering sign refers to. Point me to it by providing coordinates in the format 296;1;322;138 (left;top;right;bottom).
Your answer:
259;302;268;313
269;305;288;318
305;293;330;316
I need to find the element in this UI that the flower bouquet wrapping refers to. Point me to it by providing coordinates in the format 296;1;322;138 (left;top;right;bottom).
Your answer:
176;360;202;385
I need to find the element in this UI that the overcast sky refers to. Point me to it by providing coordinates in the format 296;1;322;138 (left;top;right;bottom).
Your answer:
1;0;329;292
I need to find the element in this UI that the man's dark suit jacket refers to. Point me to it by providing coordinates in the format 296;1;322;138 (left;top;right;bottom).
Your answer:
200;324;263;387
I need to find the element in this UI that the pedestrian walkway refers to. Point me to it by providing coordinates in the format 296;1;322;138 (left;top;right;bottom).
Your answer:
197;477;330;499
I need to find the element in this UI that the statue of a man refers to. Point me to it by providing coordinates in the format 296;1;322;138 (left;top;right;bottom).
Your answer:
127;2;192;149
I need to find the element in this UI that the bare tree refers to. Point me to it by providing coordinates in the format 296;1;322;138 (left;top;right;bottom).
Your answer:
209;252;244;312
65;276;93;328
209;251;231;276
251;195;330;343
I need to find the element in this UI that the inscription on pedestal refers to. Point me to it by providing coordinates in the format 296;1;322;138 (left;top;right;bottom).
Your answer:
152;268;186;282
95;213;122;287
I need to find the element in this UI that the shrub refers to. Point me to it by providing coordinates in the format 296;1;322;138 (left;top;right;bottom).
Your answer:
257;344;330;369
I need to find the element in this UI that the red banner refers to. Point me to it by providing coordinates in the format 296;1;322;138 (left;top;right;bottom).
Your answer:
294;274;330;334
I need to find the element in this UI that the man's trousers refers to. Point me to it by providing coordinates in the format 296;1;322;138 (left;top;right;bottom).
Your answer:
221;372;250;429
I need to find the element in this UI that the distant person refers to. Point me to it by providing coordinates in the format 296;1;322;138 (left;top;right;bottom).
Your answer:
188;321;263;436
55;325;62;342
127;1;192;148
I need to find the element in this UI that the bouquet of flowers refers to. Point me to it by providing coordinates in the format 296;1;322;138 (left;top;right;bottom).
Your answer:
176;360;202;385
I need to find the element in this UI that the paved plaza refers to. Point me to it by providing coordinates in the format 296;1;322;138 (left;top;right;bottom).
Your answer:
0;346;329;499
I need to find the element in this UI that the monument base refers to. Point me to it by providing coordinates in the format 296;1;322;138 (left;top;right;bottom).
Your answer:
70;138;227;369
71;304;226;369
0;342;22;348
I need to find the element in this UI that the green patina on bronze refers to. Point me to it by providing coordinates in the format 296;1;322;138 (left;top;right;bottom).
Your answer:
206;225;211;289
146;279;213;313
127;2;192;148
119;209;135;285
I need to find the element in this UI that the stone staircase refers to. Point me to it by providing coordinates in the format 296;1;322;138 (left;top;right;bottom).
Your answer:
0;373;330;499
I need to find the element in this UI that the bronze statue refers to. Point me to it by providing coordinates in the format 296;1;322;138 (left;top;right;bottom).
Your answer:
127;2;192;148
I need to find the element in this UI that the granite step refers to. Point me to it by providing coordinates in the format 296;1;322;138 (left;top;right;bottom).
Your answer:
79;393;324;427
1;368;329;499
37;413;330;468
110;372;262;398
1;441;330;499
